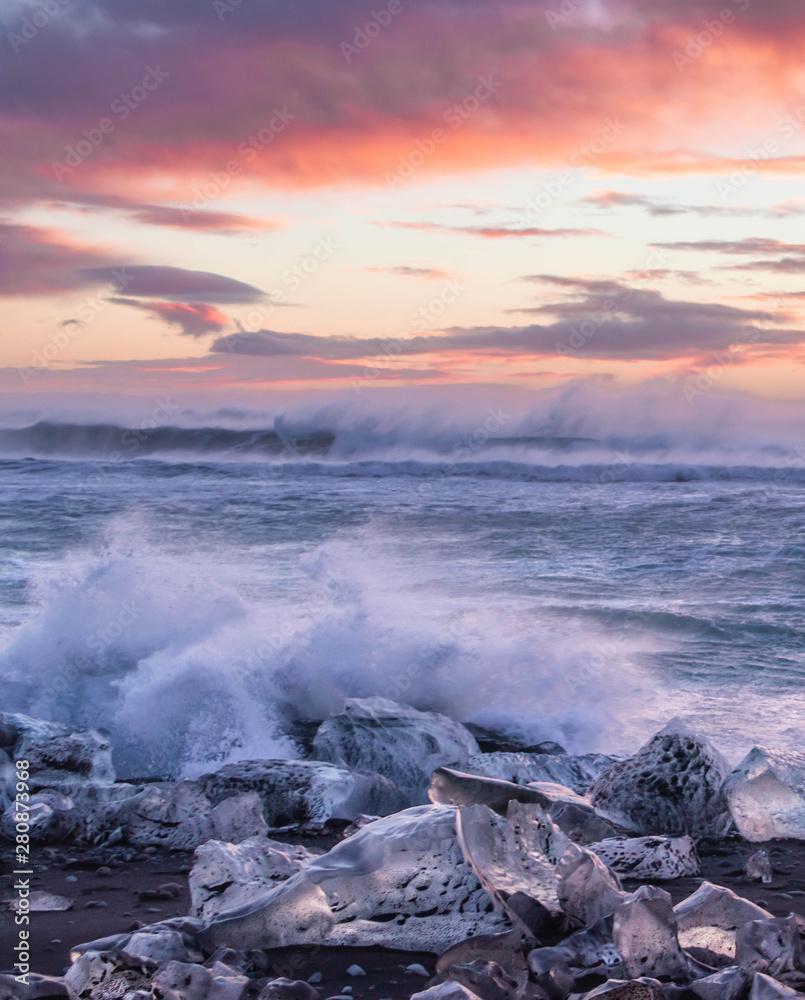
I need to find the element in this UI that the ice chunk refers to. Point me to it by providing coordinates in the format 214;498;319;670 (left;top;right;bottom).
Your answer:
723;748;805;843
745;850;774;885
456;800;568;934
4;890;73;912
126;784;268;849
690;966;751;1000
556;843;626;929
431;769;612;844
750;973;805;1000
151;960;212;1000
587;836;701;880
312;698;479;804
436;930;527;981
198;758;406;826
735;915;805;978
430;960;522;1000
1;712;116;785
429;767;551;812
190;836;320;920
589;720;732;838
612;885;690;981
199;805;508;954
675;882;772;958
64;950;155;1000
464;752;616;796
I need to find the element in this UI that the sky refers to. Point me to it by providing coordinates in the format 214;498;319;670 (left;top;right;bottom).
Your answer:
3;0;805;404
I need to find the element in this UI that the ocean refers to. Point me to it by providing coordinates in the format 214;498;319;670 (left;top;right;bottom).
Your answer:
1;391;803;779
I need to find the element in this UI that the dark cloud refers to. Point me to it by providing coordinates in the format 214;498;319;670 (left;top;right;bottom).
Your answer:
727;258;805;274
211;279;803;362
655;238;805;255
579;190;771;218
82;265;266;303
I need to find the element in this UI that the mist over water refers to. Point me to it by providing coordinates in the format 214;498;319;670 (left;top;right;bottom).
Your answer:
1;384;804;777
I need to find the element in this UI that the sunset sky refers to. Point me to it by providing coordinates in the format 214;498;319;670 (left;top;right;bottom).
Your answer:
3;0;805;401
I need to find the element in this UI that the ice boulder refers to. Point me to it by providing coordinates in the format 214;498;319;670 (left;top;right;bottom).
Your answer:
675;882;773;959
589;721;732;838
463;752;616;796
612;885;690;981
429;767;552;812
723;748;805;842
736;915;805;978
64;950;156;1000
690;966;751;1000
587;836;701;880
556;843;627;929
750;973;805;1000
197;758;407;827
125;785;269;849
312;698;479;803
190;836;321;920
456;800;569;935
430;769;612;843
1;712;115;785
199;805;509;954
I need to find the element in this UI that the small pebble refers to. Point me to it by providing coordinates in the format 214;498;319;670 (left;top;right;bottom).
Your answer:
346;966;365;977
145;906;162;913
157;882;182;898
757;899;769;908
65;875;78;883
85;901;108;909
774;893;794;901
342;989;353;995
50;939;61;945
308;974;323;985
97;866;113;877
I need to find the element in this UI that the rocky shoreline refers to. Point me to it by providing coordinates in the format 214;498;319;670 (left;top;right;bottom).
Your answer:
2;699;805;1000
